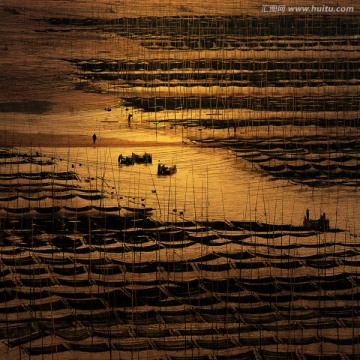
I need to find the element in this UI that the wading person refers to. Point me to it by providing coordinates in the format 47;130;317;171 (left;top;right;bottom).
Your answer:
128;114;133;126
92;133;97;145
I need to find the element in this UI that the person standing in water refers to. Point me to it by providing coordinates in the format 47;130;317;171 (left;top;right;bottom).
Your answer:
128;114;133;126
92;133;97;145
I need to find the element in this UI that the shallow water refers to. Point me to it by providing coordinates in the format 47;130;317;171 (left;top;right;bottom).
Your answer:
12;142;356;233
1;1;359;359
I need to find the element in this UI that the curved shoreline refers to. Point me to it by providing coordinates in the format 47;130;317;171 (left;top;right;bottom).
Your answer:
0;131;185;148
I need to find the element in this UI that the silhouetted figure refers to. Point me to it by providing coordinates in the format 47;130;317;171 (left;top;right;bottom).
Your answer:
320;212;329;230
157;161;167;175
128;114;133;126
92;133;97;145
306;208;310;220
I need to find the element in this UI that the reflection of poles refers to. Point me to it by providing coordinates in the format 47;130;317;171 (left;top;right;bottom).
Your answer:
211;113;214;139
154;121;159;140
181;106;185;143
182;119;184;143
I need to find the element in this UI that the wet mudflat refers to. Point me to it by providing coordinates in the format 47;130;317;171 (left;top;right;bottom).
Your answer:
0;1;359;359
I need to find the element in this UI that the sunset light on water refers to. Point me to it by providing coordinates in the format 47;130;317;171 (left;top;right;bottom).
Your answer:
0;1;359;359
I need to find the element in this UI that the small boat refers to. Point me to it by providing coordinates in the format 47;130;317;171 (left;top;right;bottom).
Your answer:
118;154;134;165
303;210;330;231
157;163;177;175
132;152;152;164
118;152;152;165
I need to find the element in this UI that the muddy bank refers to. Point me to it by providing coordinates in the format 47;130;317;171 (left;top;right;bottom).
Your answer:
0;130;183;148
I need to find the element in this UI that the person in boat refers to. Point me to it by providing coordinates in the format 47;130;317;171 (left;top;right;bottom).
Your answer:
144;153;152;163
319;212;329;230
303;208;311;227
92;133;97;145
320;212;327;221
118;154;122;165
158;161;168;175
158;161;162;175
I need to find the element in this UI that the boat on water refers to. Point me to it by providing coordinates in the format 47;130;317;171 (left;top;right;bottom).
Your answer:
133;152;152;164
157;163;177;175
118;152;152;165
303;209;330;231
